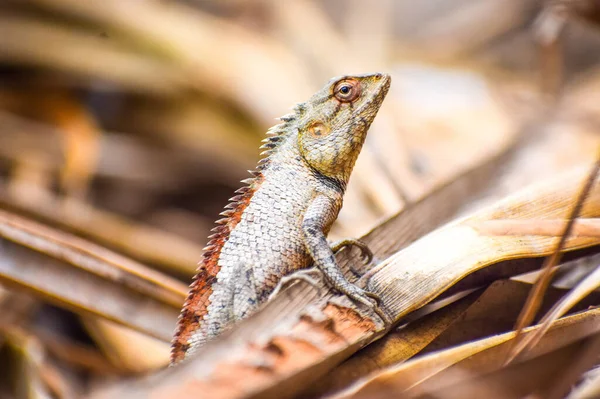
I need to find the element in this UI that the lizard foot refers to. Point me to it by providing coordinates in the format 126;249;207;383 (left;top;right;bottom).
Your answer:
330;238;373;264
269;268;323;300
335;282;391;325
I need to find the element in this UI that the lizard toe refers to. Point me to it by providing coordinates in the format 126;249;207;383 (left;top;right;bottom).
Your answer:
347;288;391;325
330;238;373;265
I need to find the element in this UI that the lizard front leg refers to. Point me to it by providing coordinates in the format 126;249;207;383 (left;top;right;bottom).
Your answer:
271;238;373;301
302;195;388;323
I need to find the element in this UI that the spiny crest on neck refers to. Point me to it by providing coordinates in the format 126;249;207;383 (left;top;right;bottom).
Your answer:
255;103;303;171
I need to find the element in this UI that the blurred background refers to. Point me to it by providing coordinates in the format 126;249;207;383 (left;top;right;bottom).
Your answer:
1;0;600;397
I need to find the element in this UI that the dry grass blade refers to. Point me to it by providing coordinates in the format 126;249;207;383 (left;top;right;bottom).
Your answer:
0;209;186;341
506;244;600;365
0;326;50;398
86;164;600;399
533;1;567;98
507;152;600;364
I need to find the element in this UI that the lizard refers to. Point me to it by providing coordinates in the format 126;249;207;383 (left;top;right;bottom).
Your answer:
171;73;391;364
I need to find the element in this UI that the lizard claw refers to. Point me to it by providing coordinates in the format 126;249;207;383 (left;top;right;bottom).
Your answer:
363;293;390;325
330;238;373;265
364;291;382;307
342;286;391;325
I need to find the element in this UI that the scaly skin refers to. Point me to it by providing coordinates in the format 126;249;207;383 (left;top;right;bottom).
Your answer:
172;73;391;364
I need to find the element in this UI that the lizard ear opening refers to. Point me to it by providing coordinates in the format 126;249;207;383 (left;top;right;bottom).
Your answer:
298;120;347;180
307;122;331;139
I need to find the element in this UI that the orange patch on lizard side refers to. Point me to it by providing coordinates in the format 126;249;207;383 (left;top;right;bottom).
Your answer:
171;175;264;364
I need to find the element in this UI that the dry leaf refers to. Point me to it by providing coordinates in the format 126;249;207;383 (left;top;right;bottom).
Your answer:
87;163;600;399
336;308;600;399
0;209;186;340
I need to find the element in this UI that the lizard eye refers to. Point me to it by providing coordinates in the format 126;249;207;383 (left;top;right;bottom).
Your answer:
308;122;330;138
334;79;360;102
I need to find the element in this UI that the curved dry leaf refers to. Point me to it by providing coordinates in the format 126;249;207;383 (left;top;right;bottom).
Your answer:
35;331;123;376
419;279;600;353
0;182;204;275
0;111;244;189
368;164;600;318
472;218;600;237
25;92;100;201
305;290;481;397
87;163;600;399
311;278;600;397
24;0;313;123
403;339;595;399
335;308;600;399
0;15;182;96
83;318;170;373
0;209;186;341
0;91;101;201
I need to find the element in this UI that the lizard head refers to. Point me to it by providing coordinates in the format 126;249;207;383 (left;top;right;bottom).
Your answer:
297;73;391;185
